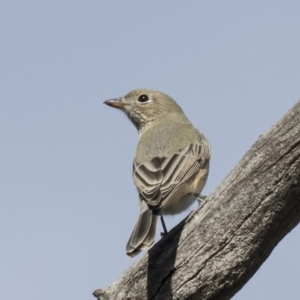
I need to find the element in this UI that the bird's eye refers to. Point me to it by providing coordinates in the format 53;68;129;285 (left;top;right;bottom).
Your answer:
137;94;149;103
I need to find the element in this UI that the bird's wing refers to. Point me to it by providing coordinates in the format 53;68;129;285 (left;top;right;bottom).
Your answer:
133;143;209;210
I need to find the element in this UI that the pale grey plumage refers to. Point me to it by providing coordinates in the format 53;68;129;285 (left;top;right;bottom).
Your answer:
104;89;211;257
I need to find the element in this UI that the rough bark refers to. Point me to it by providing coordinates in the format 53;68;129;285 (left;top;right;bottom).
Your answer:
94;100;300;300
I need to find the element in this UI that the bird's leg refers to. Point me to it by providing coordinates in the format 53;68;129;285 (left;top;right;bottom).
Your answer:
160;215;168;237
197;194;207;205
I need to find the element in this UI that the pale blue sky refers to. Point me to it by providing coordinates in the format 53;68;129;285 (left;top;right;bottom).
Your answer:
1;1;300;299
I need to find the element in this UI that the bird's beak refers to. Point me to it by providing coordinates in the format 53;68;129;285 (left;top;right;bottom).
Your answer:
103;97;125;110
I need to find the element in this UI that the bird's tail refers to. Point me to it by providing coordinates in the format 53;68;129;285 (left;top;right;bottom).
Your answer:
126;200;160;258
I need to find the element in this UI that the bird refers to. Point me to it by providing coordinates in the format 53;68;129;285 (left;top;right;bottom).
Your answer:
104;89;211;257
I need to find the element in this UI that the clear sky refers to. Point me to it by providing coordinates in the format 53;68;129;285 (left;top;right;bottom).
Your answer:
1;1;300;299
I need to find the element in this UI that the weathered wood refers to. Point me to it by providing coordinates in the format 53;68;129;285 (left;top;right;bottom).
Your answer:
94;100;300;300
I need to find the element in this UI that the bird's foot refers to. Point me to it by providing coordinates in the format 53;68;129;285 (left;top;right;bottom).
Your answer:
160;215;168;238
197;194;207;205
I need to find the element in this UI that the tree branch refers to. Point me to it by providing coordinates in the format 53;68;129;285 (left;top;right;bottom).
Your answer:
94;99;300;300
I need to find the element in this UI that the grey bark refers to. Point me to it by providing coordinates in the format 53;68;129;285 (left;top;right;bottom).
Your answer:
94;100;300;300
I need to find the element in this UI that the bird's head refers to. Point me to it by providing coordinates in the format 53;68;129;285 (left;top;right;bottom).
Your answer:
104;89;184;131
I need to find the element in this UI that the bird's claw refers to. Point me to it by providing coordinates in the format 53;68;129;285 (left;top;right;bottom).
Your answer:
197;194;207;205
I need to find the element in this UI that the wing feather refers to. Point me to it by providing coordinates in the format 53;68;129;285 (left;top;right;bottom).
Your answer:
133;143;209;209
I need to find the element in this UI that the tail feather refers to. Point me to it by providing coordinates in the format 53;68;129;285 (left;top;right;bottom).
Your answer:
126;201;160;257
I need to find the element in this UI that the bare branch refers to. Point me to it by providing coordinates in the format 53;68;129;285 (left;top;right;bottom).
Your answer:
94;100;300;300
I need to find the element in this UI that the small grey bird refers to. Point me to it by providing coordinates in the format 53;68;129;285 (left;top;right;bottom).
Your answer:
104;89;211;257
